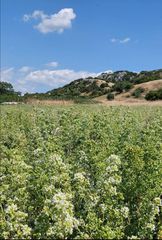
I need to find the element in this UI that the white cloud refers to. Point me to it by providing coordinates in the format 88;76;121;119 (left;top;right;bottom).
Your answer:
0;68;14;82
23;8;76;34
97;69;113;76
0;68;25;93
46;61;59;68
19;66;32;73
110;38;118;43
23;10;47;22
119;38;131;44
24;69;97;87
110;37;131;44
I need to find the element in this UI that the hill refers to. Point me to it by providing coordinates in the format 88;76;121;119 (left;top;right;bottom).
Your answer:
46;69;162;99
1;69;162;103
95;79;162;105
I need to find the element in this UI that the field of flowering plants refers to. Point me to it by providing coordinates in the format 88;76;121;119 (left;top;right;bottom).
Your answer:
0;104;162;239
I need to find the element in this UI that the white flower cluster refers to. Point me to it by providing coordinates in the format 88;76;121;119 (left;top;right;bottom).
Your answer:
33;148;42;156
44;184;55;193
49;154;63;163
74;172;86;182
49;191;79;237
52;192;72;210
106;155;121;167
100;203;107;212
121;206;129;218
6;203;18;213
154;197;161;206
89;194;100;207
106;165;118;173
146;223;155;231
128;236;139;239
107;176;121;185
5;203;31;237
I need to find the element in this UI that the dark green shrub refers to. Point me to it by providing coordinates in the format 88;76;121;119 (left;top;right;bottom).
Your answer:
113;81;133;93
145;89;162;101
132;87;145;98
123;81;133;91
113;82;123;93
107;93;114;100
100;83;108;88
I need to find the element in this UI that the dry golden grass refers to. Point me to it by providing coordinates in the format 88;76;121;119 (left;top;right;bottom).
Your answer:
101;100;162;106
116;79;162;99
96;80;162;106
26;99;74;105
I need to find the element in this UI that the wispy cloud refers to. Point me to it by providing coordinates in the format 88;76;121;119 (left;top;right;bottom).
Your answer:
23;8;76;34
119;38;131;43
110;38;118;43
110;37;131;44
1;68;14;82
19;66;33;73
46;61;59;68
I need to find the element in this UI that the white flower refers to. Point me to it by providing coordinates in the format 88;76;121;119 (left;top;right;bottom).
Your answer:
154;197;161;206
121;206;129;218
33;148;42;155
128;236;138;239
146;223;155;231
22;225;31;236
100;203;106;212
107;176;121;185
106;155;121;166
74;172;86;182
6;203;18;213
106;165;118;172
109;186;117;195
51;192;72;211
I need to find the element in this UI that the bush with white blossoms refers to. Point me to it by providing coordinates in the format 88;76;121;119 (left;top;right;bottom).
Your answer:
44;192;79;238
1;106;161;239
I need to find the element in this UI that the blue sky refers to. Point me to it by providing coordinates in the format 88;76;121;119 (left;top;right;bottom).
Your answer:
1;0;162;93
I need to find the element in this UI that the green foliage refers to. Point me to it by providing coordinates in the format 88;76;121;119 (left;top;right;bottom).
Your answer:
0;105;162;239
133;69;162;84
99;69;162;84
132;87;145;98
0;82;14;94
113;81;133;93
107;92;114;100
0;94;22;103
0;82;21;103
100;83;109;88
145;88;162;101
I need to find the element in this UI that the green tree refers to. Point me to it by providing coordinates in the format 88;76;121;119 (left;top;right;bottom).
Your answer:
0;82;14;94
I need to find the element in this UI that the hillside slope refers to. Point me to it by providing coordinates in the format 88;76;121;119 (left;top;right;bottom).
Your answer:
47;69;162;99
95;79;162;104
